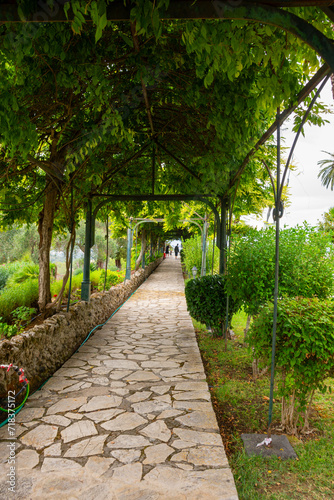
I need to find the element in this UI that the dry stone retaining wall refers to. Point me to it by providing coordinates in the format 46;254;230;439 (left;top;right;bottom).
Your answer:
0;259;162;393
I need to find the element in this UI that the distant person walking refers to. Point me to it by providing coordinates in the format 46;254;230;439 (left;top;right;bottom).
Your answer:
174;244;179;259
166;244;169;257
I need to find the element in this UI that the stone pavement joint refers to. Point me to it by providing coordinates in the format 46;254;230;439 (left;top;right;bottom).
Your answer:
0;258;239;499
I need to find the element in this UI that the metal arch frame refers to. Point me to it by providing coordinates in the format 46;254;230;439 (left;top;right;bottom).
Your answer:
80;194;218;301
124;216;210;280
2;1;334;72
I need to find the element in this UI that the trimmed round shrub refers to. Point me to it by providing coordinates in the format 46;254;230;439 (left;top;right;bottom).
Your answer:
185;275;240;335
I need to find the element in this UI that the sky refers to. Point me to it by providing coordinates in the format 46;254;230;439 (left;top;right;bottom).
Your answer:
242;78;334;229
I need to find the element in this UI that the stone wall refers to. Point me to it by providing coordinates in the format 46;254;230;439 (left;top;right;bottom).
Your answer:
0;259;162;393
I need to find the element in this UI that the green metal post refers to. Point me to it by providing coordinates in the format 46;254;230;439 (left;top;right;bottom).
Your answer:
142;247;145;269
81;200;92;302
219;198;227;275
268;109;281;434
125;223;132;281
201;220;208;277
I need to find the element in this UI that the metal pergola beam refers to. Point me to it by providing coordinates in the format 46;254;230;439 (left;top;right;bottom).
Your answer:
2;1;334;72
2;1;334;23
229;63;331;189
90;194;214;201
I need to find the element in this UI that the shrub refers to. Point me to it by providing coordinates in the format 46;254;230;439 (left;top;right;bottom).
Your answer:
0;279;39;323
248;297;334;434
51;269;102;298
182;235;219;277
6;263;39;286
98;269;124;290
185;275;239;336
0;262;22;292
226;225;334;316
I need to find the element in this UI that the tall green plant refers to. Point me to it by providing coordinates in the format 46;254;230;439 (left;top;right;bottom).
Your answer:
226;225;334;316
0;279;39;323
248;297;334;434
182;235;219;277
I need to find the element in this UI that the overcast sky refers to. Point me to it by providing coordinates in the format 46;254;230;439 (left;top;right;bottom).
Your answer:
243;78;334;229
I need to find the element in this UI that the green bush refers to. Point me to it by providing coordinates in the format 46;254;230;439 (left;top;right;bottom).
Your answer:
226;225;334;316
0;279;39;323
0;262;22;292
182;235;218;277
98;269;124;290
6;263;39;286
185;275;239;336
248;297;334;433
51;269;102;298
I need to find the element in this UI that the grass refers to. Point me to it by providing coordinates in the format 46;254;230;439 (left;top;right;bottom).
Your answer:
194;310;334;500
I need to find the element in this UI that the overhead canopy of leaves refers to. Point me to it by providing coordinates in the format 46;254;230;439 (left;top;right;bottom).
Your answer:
0;0;332;230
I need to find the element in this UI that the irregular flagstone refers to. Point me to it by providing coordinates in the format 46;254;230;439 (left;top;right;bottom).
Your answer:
101;412;147;431
125;370;161;382
150;385;170;395
103;359;140;370
85;408;125;423
61;420;97;443
42;378;79;392
109;370;133;380
172;391;211;401
111;463;143;484
64;434;107;457
54;367;87;377
44;443;62;456
132;401;171;415
16;407;45;422
91;366;112;375
16;450;40;469
62;358;87;368
84;376;110;386
140;421;171;442
126;391;152;403
173;428;224;447
143;466;238;499
143;444;174;464
170;450;188;462
41;458;83;472
79;395;122;412
85;457;115;476
174;381;209;391
11;259;238;500
65;412;83;420
173;401;213;412
157;409;184;420
187;446;229;467
20;424;58;450
60;382;92;393
46;397;87;415
175;410;218;429
42;415;71;427
171;440;196;449
110;449;141;463
141;361;180;369
107;435;151;449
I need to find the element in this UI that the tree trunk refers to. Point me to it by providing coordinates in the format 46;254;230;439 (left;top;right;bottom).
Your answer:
38;181;58;312
244;314;251;343
135;230;146;271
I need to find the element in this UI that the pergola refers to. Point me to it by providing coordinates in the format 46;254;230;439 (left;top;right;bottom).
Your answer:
1;0;334;433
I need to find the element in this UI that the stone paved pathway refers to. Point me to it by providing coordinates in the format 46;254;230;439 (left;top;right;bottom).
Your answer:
0;258;238;500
